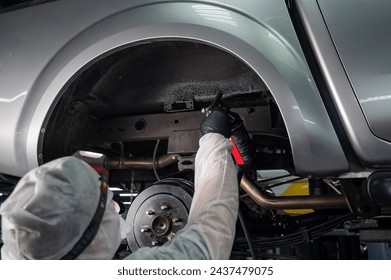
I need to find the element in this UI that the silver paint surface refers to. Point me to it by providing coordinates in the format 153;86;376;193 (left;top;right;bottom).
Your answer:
318;0;391;141
297;0;391;167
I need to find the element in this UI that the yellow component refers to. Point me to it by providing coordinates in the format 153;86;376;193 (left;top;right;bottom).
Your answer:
281;181;314;214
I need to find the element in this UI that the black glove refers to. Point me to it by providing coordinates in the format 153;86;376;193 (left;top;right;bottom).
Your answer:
200;106;231;138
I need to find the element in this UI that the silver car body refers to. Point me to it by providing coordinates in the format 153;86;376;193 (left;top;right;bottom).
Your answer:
297;0;391;168
0;0;347;177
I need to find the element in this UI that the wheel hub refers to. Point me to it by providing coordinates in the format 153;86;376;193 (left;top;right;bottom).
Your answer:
125;179;193;251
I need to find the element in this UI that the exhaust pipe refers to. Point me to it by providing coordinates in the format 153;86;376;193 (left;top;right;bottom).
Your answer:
108;155;178;170
108;154;348;210
240;174;348;210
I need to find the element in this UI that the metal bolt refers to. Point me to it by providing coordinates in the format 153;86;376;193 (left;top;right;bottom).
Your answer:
152;240;159;246
161;204;169;210
172;218;180;223
146;210;155;216
141;228;151;233
167;236;172;241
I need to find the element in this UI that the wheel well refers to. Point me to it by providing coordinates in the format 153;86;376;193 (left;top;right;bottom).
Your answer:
41;40;292;171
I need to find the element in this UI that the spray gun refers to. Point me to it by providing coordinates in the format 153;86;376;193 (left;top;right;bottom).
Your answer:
202;93;256;169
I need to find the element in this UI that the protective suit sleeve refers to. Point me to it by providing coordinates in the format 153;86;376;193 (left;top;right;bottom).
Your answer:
126;133;239;260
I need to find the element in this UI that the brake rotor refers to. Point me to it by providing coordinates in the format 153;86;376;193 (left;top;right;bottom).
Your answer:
125;179;193;251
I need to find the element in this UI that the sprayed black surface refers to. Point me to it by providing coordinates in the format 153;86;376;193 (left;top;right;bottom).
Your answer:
81;41;268;117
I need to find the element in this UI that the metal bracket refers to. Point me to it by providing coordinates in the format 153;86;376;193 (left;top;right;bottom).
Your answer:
176;155;196;171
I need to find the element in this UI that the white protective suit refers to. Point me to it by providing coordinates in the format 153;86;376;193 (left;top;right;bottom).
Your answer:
0;133;238;259
126;133;239;259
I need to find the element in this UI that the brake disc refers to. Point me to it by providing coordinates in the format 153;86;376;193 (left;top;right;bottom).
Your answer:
125;179;193;251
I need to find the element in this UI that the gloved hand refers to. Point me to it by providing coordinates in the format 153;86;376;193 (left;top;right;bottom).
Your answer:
200;106;231;138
